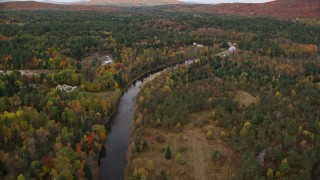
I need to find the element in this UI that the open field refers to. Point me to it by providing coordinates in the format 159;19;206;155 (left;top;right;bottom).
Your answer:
131;110;240;179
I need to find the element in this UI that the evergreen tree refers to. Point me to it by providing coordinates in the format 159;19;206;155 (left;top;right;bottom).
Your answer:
165;146;171;160
84;162;93;180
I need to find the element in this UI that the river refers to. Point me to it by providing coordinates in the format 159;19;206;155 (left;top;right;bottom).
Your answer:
98;60;198;180
98;80;142;180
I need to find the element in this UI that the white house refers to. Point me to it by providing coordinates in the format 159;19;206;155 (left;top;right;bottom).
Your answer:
193;42;203;48
56;84;77;92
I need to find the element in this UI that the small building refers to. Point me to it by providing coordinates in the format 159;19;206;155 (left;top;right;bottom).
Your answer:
185;59;200;65
101;55;113;66
193;42;203;47
227;42;237;54
216;42;237;57
56;84;77;92
228;46;236;54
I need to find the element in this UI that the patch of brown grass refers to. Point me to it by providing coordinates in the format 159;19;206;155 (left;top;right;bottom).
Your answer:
128;110;240;180
233;90;260;107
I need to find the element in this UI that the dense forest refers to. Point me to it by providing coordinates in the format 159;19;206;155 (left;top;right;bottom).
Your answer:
0;8;319;180
131;55;320;179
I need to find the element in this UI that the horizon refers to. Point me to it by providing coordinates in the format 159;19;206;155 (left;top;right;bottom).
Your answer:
0;0;274;4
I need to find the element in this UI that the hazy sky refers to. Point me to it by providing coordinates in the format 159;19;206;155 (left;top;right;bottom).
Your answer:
0;0;273;3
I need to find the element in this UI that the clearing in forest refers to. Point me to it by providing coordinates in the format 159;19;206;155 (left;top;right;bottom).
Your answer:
233;90;260;107
81;52;112;69
132;110;240;179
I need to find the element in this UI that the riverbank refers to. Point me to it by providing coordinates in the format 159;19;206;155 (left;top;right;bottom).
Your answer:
125;59;245;179
98;59;198;179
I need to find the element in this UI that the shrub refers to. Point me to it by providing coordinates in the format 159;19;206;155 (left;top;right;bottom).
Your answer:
146;160;154;171
175;153;185;165
212;150;223;165
279;158;290;176
17;174;26;180
156;170;168;180
206;130;213;140
266;168;273;179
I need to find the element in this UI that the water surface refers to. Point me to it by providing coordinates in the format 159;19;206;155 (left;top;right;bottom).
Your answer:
98;80;142;180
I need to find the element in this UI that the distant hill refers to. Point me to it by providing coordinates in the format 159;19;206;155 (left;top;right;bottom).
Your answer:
82;0;181;6
0;0;319;20
0;1;118;10
0;0;181;7
193;0;320;19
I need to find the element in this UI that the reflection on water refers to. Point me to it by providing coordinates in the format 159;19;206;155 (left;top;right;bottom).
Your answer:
98;81;141;180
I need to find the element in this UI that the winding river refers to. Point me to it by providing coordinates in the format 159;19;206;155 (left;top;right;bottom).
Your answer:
98;60;197;180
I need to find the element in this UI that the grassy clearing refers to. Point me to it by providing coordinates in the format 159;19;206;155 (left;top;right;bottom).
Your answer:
81;52;109;69
130;110;240;179
233;90;260;107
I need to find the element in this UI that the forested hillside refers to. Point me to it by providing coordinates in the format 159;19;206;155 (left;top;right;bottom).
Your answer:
193;0;320;19
2;0;320;19
0;10;202;179
0;8;319;180
131;55;320;179
125;9;320;180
